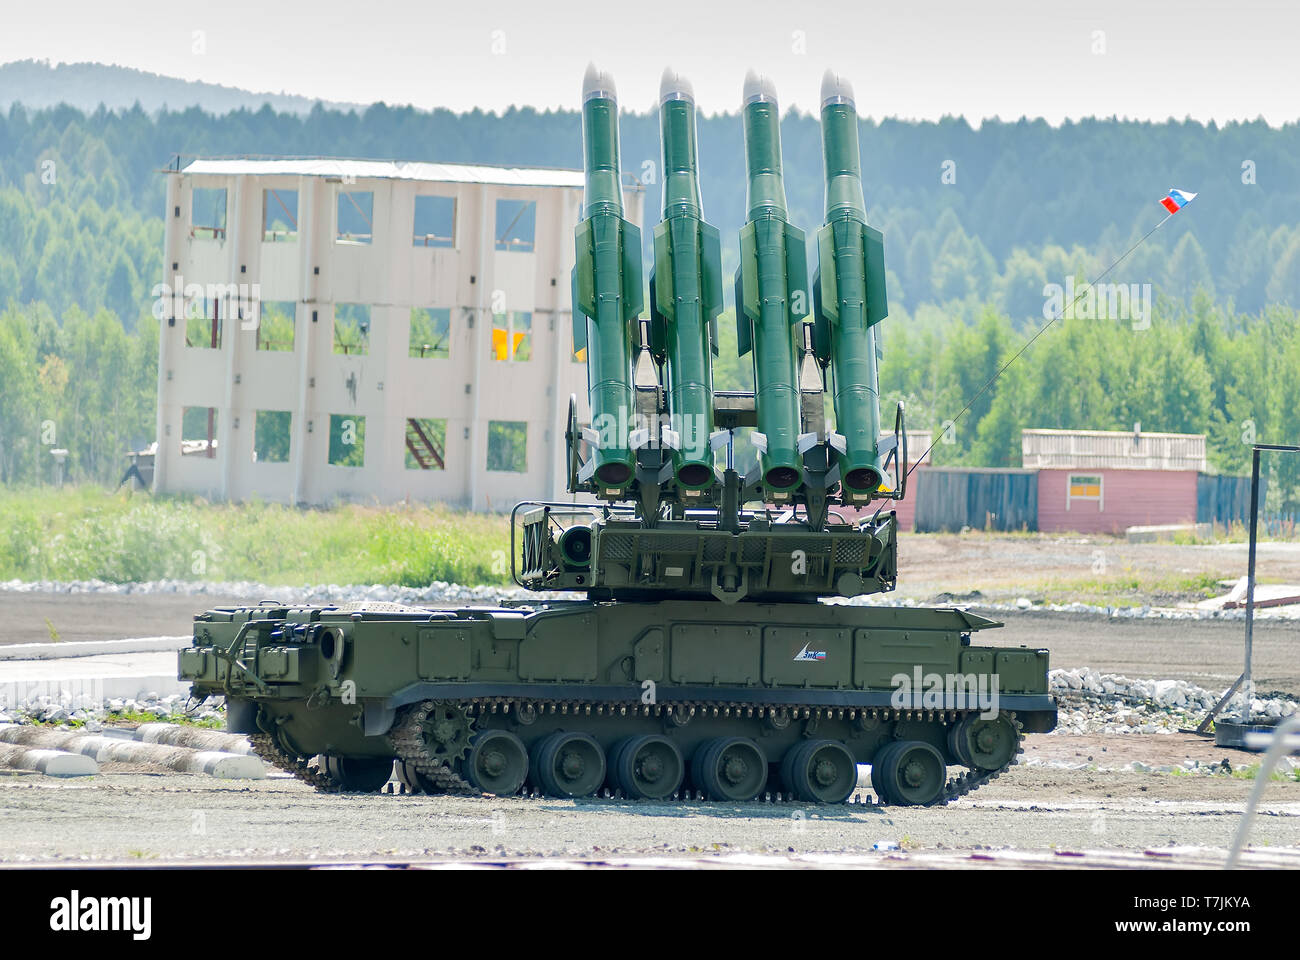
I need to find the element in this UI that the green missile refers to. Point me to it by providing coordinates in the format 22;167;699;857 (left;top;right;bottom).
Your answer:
813;70;888;499
650;68;724;491
734;70;808;495
572;64;642;490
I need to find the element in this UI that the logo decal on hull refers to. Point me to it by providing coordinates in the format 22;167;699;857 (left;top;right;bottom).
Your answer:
793;642;826;662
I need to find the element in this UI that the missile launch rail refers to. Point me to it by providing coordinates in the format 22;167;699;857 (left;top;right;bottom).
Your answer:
178;67;1055;807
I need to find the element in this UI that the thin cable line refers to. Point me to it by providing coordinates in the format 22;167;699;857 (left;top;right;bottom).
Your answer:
907;211;1174;477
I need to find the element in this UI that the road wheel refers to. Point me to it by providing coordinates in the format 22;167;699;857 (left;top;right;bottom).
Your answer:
464;729;529;796
531;732;606;798
610;735;684;800
871;740;946;806
691;737;767;802
780;739;857;804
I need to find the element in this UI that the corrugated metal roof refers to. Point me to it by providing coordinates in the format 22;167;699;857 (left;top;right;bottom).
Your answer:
878;429;932;466
1021;428;1206;472
905;430;934;466
180;158;585;188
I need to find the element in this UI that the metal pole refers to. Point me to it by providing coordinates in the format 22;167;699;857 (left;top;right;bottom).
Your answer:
1241;447;1260;724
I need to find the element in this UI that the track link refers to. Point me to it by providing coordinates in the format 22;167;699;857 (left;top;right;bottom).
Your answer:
388;699;479;796
249;733;342;793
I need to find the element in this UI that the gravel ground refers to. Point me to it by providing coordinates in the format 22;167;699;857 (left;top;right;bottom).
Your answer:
0;757;1295;865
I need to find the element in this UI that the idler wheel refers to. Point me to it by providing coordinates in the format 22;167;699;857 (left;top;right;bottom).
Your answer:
870;740;946;806
610;735;684;800
691;737;767;802
530;732;606;798
464;729;529;796
780;739;857;804
952;714;1018;771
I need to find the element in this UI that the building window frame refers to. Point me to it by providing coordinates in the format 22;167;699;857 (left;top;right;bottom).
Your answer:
1066;473;1103;511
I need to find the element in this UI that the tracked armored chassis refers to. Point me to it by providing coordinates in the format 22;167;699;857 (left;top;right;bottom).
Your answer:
178;66;1055;806
184;596;1053;804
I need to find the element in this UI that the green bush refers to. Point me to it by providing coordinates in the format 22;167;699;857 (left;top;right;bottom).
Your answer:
0;487;512;586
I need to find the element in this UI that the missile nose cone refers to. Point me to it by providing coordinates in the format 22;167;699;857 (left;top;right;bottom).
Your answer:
821;69;855;109
743;69;778;106
583;62;617;103
659;67;695;104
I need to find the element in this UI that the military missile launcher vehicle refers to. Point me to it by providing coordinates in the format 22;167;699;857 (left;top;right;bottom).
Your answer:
179;66;1056;806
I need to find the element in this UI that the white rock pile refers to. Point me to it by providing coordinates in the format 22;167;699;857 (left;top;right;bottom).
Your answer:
1049;667;1298;735
0;691;224;727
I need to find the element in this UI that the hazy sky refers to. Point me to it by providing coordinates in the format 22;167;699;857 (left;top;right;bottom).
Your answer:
4;0;1298;123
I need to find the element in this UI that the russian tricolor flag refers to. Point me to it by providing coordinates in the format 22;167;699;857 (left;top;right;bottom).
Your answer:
1160;188;1197;214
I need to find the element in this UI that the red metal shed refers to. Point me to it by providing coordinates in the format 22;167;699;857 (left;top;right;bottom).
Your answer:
1023;427;1206;534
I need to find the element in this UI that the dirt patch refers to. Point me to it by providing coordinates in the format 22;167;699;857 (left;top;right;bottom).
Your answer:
1023;731;1294;778
988;609;1300;696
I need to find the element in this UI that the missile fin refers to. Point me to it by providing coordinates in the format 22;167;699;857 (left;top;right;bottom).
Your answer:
651;220;674;324
647;266;665;360
815;224;838;324
570;266;587;352
784;221;809;324
699;221;725;322
574;219;597;319
734;266;752;357
738;221;759;320
863;223;889;326
620;218;644;322
810;268;830;365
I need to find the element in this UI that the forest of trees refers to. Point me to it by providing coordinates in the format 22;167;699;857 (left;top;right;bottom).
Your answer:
0;98;1297;507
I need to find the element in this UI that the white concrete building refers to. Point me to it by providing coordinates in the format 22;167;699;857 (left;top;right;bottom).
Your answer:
154;158;643;510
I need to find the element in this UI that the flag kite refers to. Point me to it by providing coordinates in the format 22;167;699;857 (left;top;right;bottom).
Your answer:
1160;188;1197;214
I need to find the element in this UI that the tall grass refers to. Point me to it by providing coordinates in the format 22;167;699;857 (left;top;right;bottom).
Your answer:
0;487;512;586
